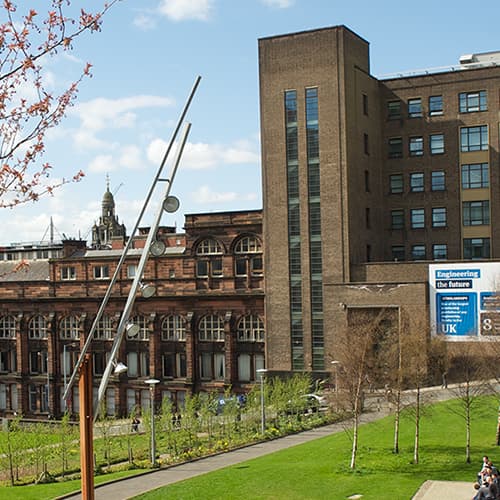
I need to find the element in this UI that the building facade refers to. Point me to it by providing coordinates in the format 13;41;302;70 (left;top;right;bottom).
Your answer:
259;26;500;375
0;207;264;418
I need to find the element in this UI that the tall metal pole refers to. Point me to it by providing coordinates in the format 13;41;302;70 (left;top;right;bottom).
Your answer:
145;379;159;466
256;368;267;435
95;122;191;419
62;76;201;405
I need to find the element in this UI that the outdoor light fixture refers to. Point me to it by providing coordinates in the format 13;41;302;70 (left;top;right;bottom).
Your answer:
162;195;180;213
150;239;166;257
256;368;268;435
126;322;140;338
145;378;160;466
113;360;128;375
140;282;156;299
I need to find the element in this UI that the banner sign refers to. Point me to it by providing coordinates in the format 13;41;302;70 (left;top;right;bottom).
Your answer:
429;262;500;340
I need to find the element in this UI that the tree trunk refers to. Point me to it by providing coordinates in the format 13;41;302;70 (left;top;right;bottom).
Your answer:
413;385;420;464
466;381;471;463
393;386;401;454
350;397;359;469
496;402;500;446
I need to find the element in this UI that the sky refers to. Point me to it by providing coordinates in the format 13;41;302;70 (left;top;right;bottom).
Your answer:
2;0;500;245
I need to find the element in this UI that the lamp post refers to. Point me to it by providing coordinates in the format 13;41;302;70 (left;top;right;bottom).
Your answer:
256;368;268;435
46;351;50;417
145;379;160;466
331;361;340;412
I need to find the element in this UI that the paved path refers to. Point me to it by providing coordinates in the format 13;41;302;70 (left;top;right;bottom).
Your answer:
60;385;487;499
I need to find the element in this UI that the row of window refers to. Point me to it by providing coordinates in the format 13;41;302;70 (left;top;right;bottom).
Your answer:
387;90;487;119
0;314;265;342
388;133;444;158
388;125;488;159
391;238;490;261
390;171;445;193
391;201;490;230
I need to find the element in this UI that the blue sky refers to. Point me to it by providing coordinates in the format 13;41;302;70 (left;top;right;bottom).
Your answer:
2;0;500;244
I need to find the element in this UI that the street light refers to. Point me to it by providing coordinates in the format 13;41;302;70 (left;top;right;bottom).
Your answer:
256;368;268;435
331;361;340;412
145;378;160;466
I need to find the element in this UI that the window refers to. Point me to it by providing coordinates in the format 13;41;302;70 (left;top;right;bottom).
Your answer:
460;126;488;152
430;134;444;154
432;207;447;227
462;163;489;189
459;90;487;113
29;315;47;339
59;316;80;340
410;173;424;192
429;95;443;116
199;352;225;380
387;100;401;119
61;266;76;280
388;137;403;158
93;352;109;375
391;210;404;230
130;315;149;341
0;350;15;372
237;315;265;342
362;94;368;115
30;350;47;373
234;236;263;277
431;171;446;191
162;353;186;378
0;315;16;338
408;98;422;118
364;170;370;192
363;133;369;155
463;201;490;226
409;136;423;156
93;265;110;280
365;207;371;229
161;315;186;341
433;244;447;260
127;264;137;278
196;238;223;278
390;174;403;194
411;208;425;229
94;314;113;340
198;315;224;341
126;351;150;377
411;245;426;260
391;246;405;261
463;238;490;259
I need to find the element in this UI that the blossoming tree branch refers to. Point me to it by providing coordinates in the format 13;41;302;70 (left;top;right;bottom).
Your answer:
0;0;121;208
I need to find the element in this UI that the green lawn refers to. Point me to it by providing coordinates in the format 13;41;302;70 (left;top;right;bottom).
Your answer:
133;396;498;500
0;396;497;499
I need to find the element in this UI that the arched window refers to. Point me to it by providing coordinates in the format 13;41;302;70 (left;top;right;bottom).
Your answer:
94;315;113;340
0;315;16;338
196;238;223;278
234;236;263;277
131;315;149;341
60;316;80;340
161;315;186;341
198;314;224;341
237;315;265;342
28;315;47;339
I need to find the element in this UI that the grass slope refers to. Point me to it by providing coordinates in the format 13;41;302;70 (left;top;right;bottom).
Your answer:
133;396;498;500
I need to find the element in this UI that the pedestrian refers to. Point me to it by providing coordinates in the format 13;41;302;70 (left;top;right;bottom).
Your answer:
131;416;140;432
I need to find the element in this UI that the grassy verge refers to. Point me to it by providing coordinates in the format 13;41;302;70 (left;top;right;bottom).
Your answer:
133;396;498;500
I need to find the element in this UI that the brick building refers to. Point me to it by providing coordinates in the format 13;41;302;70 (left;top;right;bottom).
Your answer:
0;194;264;418
259;26;500;376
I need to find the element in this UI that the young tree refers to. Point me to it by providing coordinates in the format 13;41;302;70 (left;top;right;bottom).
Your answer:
336;308;387;469
0;0;120;207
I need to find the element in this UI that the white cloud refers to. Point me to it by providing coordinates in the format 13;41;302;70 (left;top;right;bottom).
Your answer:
89;154;115;173
158;0;213;21
119;145;144;170
71;95;174;134
146;138;259;170
261;0;294;7
133;13;157;30
190;186;258;204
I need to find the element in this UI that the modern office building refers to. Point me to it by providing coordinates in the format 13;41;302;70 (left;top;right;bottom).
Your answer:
259;26;500;375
